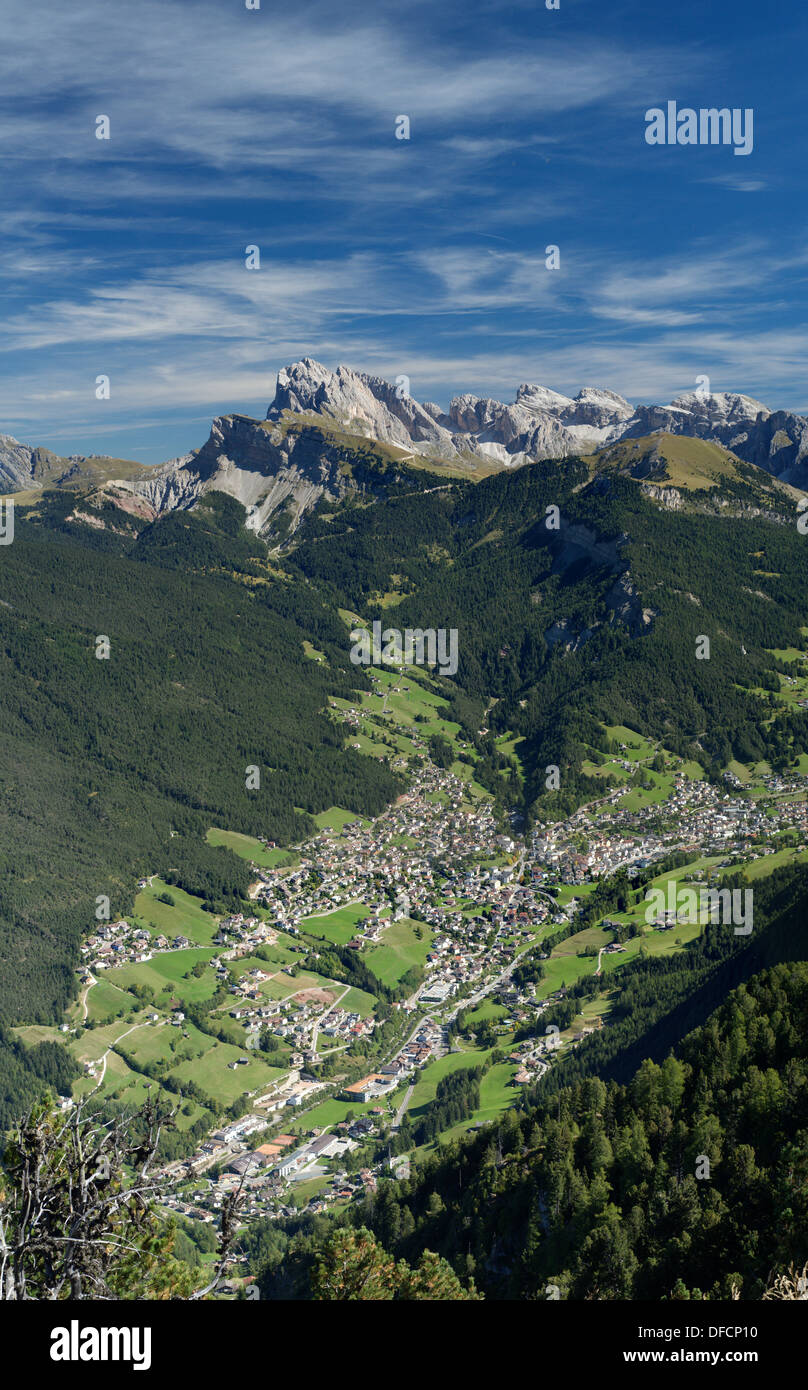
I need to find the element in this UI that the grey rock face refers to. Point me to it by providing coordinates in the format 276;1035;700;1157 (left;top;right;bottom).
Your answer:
0;434;39;490
267;360;639;467
270;358;455;457
6;365;808;534
561;387;634;429
266;362;801;477
0;434;78;490
117;413;401;537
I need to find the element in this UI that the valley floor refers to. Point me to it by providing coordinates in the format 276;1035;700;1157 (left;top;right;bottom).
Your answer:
14;659;808;1259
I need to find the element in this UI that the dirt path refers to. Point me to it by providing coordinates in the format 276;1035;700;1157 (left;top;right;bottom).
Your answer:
80;972;97;1021
92;1018;166;1090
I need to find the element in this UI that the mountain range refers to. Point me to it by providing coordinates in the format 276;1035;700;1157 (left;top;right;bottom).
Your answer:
3;360;808;538
4;354;808;1304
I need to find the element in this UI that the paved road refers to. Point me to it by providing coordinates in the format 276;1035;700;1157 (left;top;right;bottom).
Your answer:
392;1083;415;1130
311;983;351;1053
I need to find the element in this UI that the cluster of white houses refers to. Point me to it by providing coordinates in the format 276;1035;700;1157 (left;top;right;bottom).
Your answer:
96;695;808;1232
530;769;808;887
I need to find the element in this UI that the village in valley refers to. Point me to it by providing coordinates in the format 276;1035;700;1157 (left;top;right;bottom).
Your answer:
13;658;808;1252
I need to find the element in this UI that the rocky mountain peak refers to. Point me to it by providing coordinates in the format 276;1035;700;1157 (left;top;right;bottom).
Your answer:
6;362;808;530
669;390;770;424
515;383;574;412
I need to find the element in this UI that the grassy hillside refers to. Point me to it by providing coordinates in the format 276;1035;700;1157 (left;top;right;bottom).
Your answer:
585;432;784;494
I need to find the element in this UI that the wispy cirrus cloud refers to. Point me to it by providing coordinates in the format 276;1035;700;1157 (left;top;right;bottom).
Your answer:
0;0;703;214
3;235;808;451
1;0;805;460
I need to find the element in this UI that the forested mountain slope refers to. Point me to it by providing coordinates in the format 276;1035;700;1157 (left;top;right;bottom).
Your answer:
286;446;808;820
0;491;400;1125
1;434;807;1140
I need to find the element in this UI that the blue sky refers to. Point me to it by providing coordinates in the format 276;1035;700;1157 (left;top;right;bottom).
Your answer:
2;0;807;463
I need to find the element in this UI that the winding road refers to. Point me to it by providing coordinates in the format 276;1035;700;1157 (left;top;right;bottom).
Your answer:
91;1017;166;1091
79;972;97;1021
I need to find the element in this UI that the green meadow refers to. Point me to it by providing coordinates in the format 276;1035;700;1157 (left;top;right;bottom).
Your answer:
364;919;433;986
206;827;299;869
112;948;220;1005
132;879;219;947
407;1046;501;1121
84;977;141;1023
313;807;368;832
168;1044;285;1106
301;903;371;945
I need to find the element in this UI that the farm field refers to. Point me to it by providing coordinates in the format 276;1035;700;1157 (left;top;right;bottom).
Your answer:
536;947;602;996
436;1061;521;1147
83;977;141;1024
114;1018;208;1070
245;932;301;967
168;1043;285;1106
729;847;808;880
614;776;675;813
206;827;299;869
535;916;706;1003
463;999;508;1026
70;1015;154;1065
260;968;344;1001
301;902;371;945
227;955;285;983
469;1061;519;1124
564;994;613;1042
112;949;220;1005
12;1023;67;1048
364;918;433;986
312;807;368;833
646;856;727;891
132;879;219;947
407;1044;505;1123
339;985;378;1017
603;725;657;761
555;881;598;907
72;1050;151;1104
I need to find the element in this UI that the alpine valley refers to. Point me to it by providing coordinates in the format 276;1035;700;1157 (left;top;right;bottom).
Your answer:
2;360;808;1301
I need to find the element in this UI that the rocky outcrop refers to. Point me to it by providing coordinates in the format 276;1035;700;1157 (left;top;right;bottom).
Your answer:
269;359;456;458
5;364;808;530
111;413;408;537
640;482;683;508
605;572;658;635
266;360;808;482
0;433;150;494
266;360;635;467
0;434;66;491
266;363;808;485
